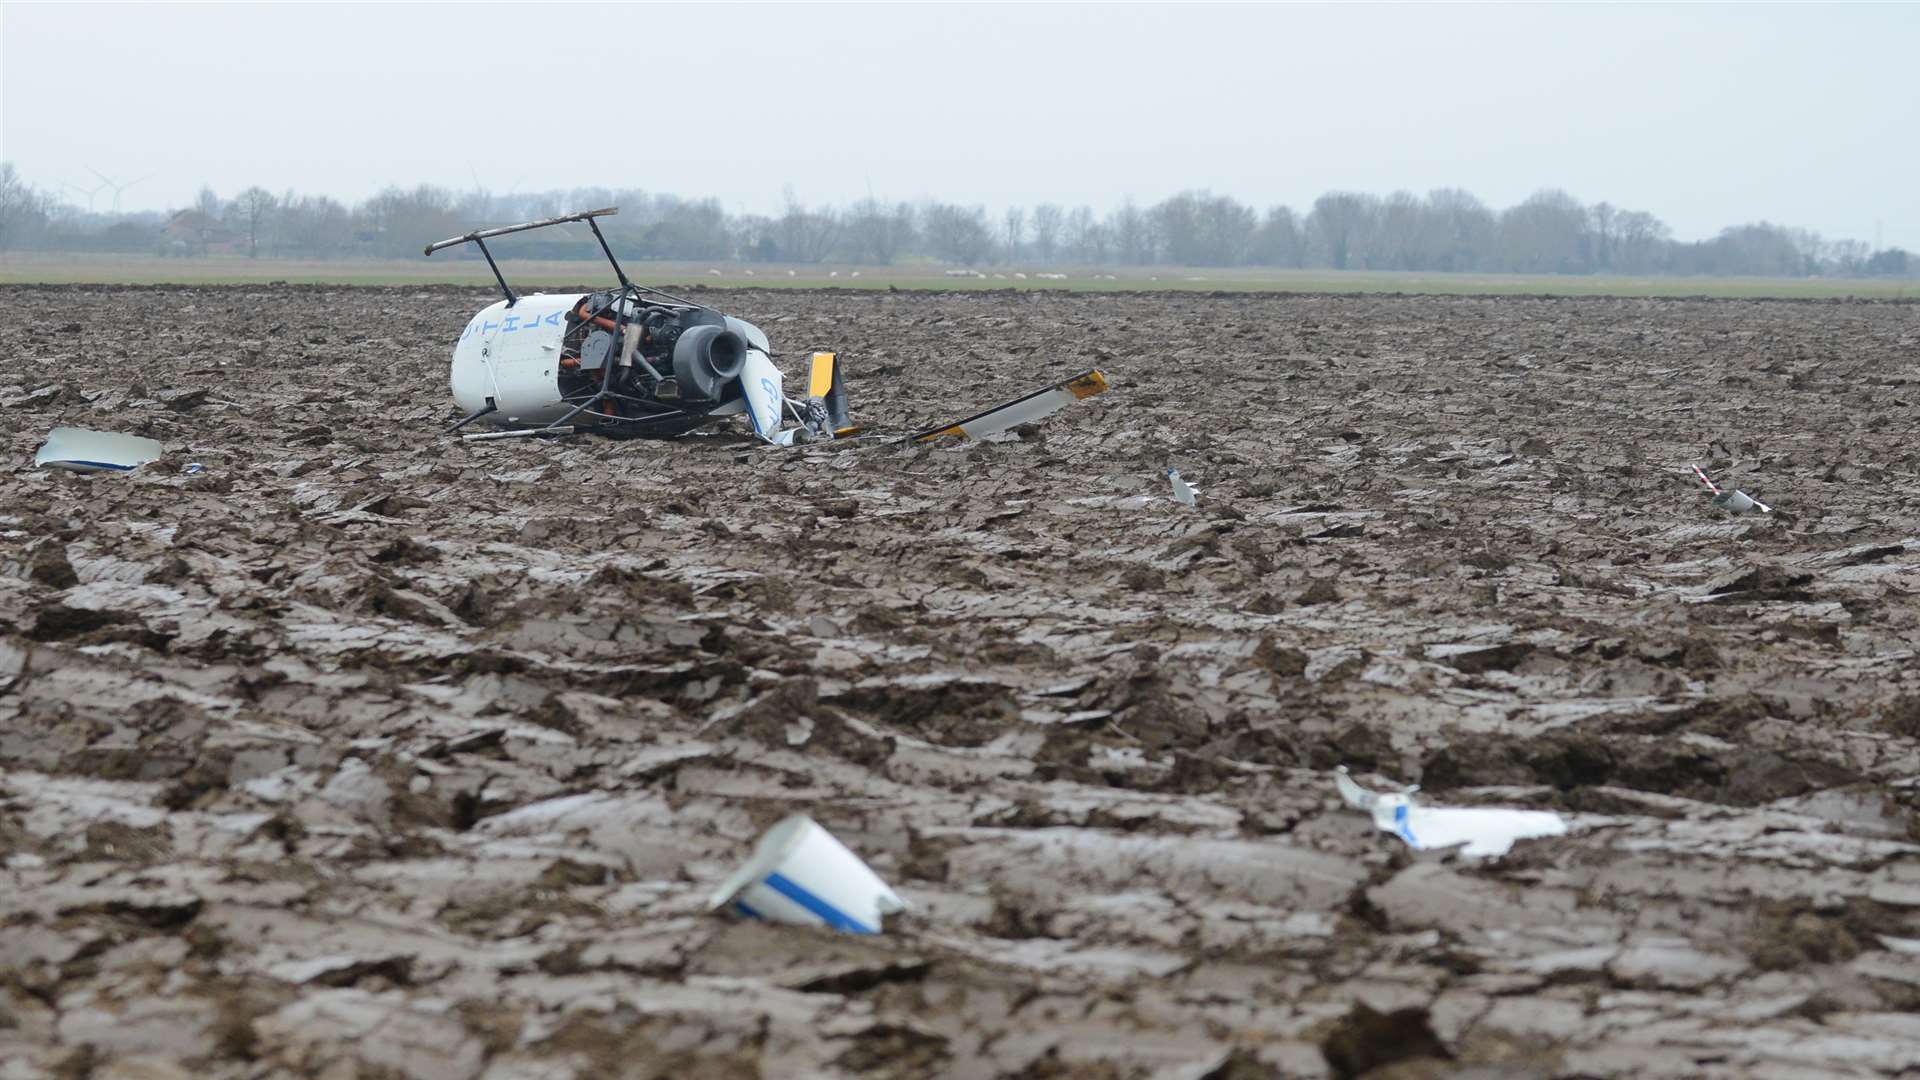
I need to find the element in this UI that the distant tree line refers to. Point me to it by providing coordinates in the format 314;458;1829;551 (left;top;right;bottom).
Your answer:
0;161;1911;279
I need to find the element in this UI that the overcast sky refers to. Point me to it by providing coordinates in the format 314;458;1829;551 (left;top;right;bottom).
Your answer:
3;2;1916;248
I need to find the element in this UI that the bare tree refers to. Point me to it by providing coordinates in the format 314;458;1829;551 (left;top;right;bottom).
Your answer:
923;202;995;265
733;213;777;261
1380;190;1424;270
1030;203;1063;262
278;193;350;257
360;184;460;258
1003;206;1025;262
1688;222;1812;276
1613;209;1670;273
0;162;50;250
641;195;732;260
1152;191;1252;266
1155;195;1197;265
1107;200;1153;265
1864;246;1910;276
1589;201;1617;271
230;186;278;258
1064;205;1108;263
1251;206;1303;267
846;199;915;264
1499;189;1589;273
1825;237;1870;275
1423;188;1496;272
456;185;497;222
1307;192;1377;270
775;190;839;263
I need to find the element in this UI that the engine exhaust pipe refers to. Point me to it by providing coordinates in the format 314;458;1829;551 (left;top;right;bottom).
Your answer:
672;326;747;400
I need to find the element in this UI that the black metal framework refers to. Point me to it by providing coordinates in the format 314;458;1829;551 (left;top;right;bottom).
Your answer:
472;238;516;307
586;215;631;291
424;206;706;310
447;397;498;433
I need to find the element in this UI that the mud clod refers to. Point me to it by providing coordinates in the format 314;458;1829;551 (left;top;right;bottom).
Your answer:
27;542;79;588
1319;1002;1452;1079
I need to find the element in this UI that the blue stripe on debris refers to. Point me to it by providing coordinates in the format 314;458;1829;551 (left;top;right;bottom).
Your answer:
54;460;138;471
763;872;876;934
1394;803;1420;847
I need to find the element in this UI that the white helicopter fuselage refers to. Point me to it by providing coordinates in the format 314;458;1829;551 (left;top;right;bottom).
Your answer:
450;293;583;426
449;292;784;440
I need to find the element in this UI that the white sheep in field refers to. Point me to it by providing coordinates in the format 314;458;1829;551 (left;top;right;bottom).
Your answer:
744;269;755;276
851;271;860;278
708;268;723;277
1013;272;1028;280
830;271;839;278
788;270;796;277
944;269;972;277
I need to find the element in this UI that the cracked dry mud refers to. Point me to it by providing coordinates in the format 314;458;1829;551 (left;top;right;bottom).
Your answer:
2;284;1919;1079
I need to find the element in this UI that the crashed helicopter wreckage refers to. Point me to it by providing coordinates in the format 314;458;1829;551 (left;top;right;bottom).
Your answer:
426;208;1107;448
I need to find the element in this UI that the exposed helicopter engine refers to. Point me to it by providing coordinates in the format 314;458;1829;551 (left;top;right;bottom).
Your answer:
429;208;846;444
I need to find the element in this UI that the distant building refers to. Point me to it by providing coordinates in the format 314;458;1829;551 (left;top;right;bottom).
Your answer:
163;209;242;255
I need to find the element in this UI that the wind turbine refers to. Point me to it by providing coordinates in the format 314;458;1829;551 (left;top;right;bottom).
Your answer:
88;167;153;214
62;177;111;213
466;165;530;219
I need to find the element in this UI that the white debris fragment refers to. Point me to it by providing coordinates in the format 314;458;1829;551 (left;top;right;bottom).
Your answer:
1335;767;1568;858
709;814;908;934
909;370;1108;443
1691;464;1772;514
34;426;164;473
1167;469;1199;506
1713;489;1773;515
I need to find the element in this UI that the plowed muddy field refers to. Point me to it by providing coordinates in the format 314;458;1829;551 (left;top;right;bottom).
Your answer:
3;285;1919;1079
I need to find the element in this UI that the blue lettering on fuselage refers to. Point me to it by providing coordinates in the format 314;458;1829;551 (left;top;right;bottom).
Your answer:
497;310;563;334
458;309;564;344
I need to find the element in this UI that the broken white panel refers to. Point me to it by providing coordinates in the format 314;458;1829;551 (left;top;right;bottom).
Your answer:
1168;469;1199;506
739;349;784;445
34;427;164;473
708;814;907;934
910;370;1108;442
1713;489;1773;515
1335;767;1567;858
